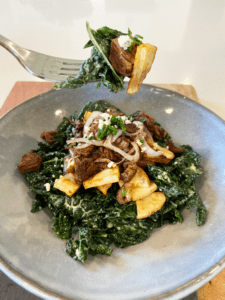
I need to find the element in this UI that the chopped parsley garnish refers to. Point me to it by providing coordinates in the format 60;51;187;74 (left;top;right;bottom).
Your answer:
121;189;126;196
110;115;126;133
97;124;118;141
140;139;144;144
127;28;143;52
88;136;94;140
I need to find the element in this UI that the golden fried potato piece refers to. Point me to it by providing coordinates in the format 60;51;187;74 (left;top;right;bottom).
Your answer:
54;173;81;197
97;183;112;195
136;192;166;219
117;167;157;203
119;167;151;188
83;166;120;189
127;43;157;95
125;183;157;201
143;139;175;164
84;111;92;122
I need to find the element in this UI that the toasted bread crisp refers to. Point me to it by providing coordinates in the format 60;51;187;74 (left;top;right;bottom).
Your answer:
127;43;157;95
136;192;166;219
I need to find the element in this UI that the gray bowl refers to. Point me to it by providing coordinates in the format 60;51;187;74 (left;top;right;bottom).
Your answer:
0;83;225;300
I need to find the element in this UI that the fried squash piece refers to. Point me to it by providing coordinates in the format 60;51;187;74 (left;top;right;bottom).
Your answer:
83;166;120;189
97;183;112;195
54;173;81;197
136;192;166;219
127;43;157;95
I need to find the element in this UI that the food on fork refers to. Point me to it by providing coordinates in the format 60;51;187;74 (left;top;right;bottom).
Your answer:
54;22;157;95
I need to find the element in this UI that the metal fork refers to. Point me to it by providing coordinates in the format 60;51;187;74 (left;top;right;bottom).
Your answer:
0;35;84;82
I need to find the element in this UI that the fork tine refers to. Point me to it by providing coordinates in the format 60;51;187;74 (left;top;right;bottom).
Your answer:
56;57;84;66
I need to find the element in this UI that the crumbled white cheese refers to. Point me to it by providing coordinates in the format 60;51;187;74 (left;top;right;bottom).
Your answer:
136;140;143;147
84;125;90;132
104;119;111;126
118;35;132;50
52;175;55;178
133;121;143;128
125;119;131;124
107;161;116;168
76;249;80;257
120;116;127;121
44;183;51;191
141;147;147;152
100;113;111;120
98;119;104;129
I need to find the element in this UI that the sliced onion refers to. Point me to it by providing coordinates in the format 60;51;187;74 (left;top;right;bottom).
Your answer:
83;111;102;134
143;125;153;141
125;128;141;137
104;137;139;162
94;158;111;163
143;140;163;157
134;136;162;157
76;143;90;149
67;135;140;162
112;129;123;142
68;147;76;159
67;137;104;147
130;141;140;162
116;148;135;164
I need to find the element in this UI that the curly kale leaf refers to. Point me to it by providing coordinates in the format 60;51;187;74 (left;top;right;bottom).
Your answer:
52;211;74;240
147;145;206;226
84;26;126;48
66;228;113;263
76;100;123;120
54;22;125;93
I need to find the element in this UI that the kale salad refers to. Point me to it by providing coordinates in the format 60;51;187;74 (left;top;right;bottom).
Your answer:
18;100;207;263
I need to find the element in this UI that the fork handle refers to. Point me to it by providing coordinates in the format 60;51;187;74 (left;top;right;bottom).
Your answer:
0;35;27;58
